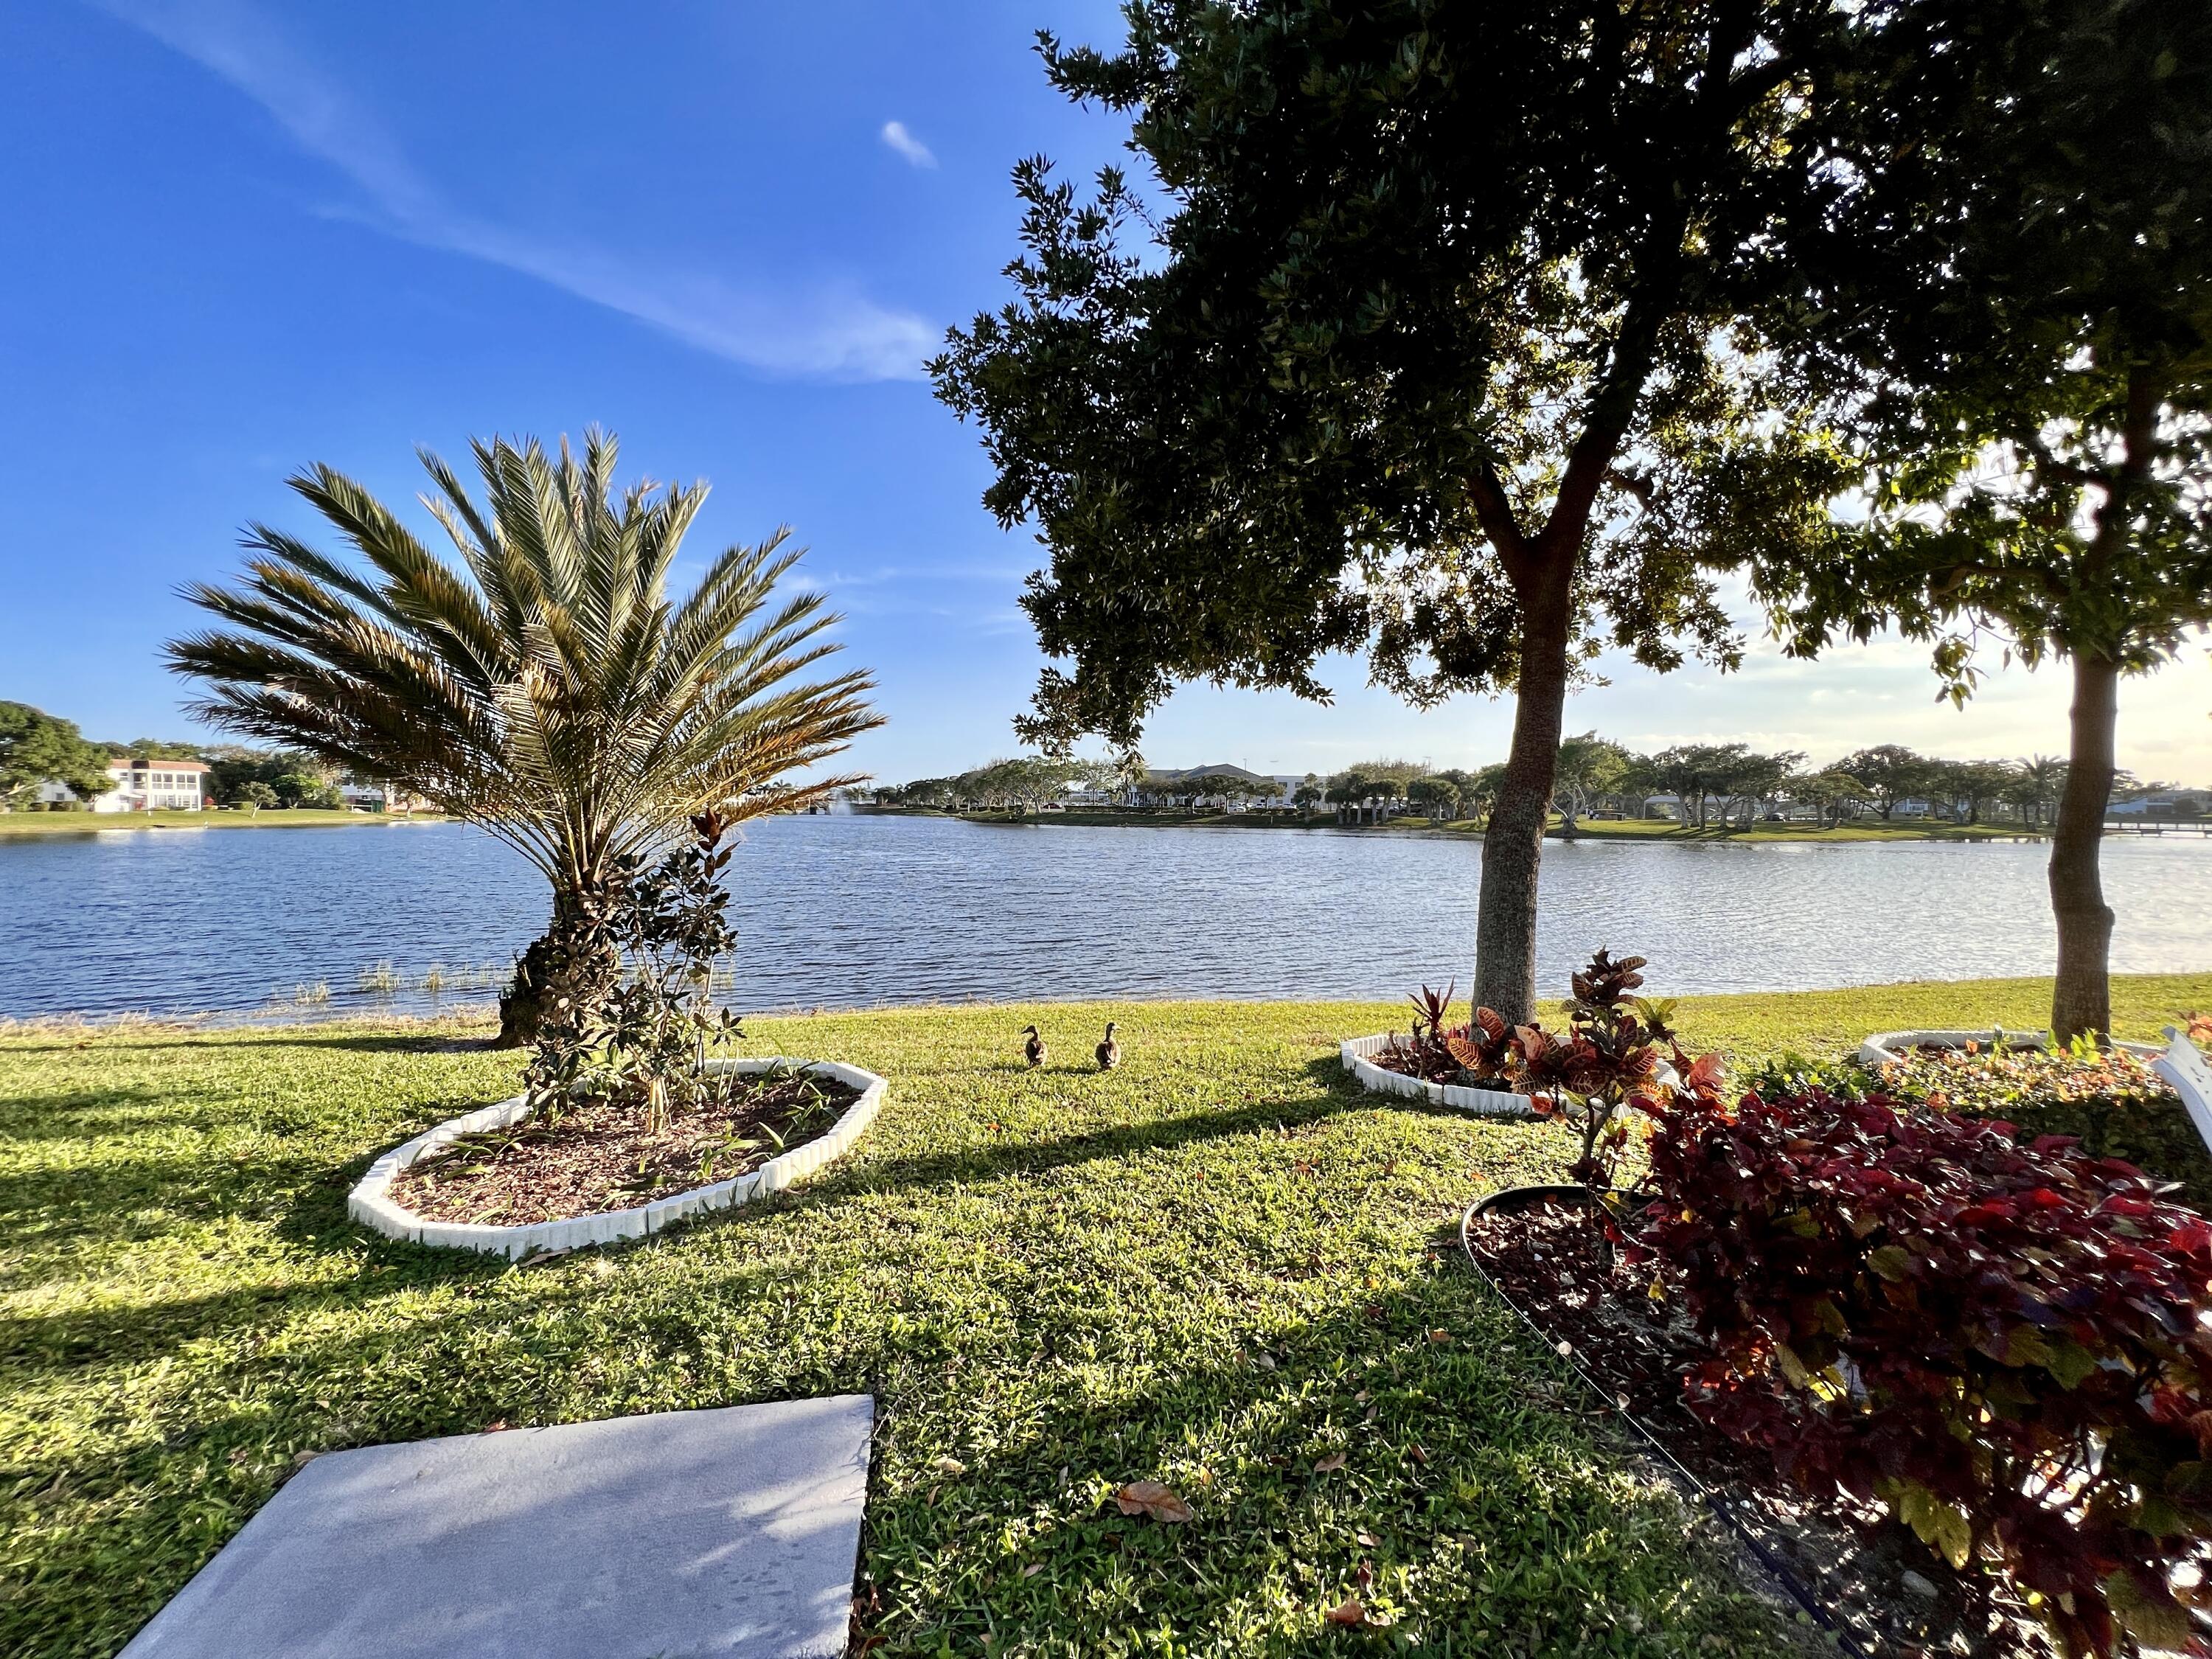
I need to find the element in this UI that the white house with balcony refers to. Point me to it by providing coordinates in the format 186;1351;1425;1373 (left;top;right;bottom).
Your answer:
88;758;212;813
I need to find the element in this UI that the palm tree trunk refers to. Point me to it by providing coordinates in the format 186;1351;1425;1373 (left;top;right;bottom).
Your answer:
2049;652;2119;1043
1474;591;1571;1023
495;883;622;1049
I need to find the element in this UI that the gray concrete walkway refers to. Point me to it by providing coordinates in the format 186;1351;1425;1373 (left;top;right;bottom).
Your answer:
120;1396;874;1659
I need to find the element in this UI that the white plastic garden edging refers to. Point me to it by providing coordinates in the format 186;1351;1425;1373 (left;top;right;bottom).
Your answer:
347;1057;888;1259
1340;1034;1537;1117
1857;1029;2160;1065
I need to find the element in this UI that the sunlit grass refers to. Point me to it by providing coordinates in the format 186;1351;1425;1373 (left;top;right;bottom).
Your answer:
3;974;2207;1657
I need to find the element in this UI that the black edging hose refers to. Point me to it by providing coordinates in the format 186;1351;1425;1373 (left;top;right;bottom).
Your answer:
1458;1202;1873;1659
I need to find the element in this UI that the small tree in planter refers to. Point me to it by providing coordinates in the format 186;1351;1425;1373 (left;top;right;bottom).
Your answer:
524;809;746;1135
1382;952;1725;1198
1489;951;1723;1193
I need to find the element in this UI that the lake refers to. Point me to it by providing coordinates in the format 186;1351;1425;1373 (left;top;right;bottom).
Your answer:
2;814;2208;1021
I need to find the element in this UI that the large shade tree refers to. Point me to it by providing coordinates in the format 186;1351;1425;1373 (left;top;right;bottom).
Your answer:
168;431;881;1045
934;0;1919;1020
1742;0;2212;1039
0;702;112;807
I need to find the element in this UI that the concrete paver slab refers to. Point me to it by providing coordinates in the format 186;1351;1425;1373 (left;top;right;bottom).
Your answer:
119;1395;874;1659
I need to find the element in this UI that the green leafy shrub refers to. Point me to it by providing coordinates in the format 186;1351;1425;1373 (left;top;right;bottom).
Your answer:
524;810;745;1133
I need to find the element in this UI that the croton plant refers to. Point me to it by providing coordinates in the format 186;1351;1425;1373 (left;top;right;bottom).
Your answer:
1641;1086;2212;1657
1382;951;1723;1189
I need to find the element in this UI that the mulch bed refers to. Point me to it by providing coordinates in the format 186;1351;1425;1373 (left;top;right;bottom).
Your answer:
1464;1195;2055;1659
390;1068;861;1226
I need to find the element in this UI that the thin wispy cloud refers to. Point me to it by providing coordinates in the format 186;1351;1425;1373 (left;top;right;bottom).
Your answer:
814;561;1030;589
879;120;936;169
94;0;934;381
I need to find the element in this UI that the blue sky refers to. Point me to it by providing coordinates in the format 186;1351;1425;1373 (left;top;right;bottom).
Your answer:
3;0;2207;786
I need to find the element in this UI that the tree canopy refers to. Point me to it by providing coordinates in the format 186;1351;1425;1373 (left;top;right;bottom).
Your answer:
169;429;880;1043
1737;0;2212;1037
935;0;1927;1018
0;702;111;806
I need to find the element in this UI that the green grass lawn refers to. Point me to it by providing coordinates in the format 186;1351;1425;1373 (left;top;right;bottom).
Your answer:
0;810;447;836
5;976;2208;1657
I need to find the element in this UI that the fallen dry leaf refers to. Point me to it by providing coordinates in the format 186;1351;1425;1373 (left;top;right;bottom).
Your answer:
1113;1480;1193;1523
1326;1597;1368;1627
1312;1452;1348;1474
1409;1443;1429;1465
1355;1530;1378;1547
1427;1329;1451;1344
1022;1562;1043;1579
933;1455;967;1477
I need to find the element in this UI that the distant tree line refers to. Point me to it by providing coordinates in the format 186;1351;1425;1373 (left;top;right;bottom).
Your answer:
1302;743;2183;831
866;741;2204;831
0;699;352;810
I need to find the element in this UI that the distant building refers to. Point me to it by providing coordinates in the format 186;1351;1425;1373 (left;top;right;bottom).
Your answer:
2111;793;2205;818
88;758;212;813
338;779;429;815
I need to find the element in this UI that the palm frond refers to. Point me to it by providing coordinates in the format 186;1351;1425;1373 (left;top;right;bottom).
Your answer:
167;430;883;904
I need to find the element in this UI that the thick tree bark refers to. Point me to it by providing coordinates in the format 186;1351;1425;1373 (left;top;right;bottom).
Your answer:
2048;652;2119;1043
494;886;622;1049
1473;588;1573;1023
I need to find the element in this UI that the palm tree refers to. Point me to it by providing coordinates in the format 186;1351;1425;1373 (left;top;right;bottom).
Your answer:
2013;754;2070;832
167;429;883;1046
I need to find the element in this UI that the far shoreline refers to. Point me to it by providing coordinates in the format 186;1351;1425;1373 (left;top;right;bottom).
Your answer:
852;804;2056;845
0;808;451;838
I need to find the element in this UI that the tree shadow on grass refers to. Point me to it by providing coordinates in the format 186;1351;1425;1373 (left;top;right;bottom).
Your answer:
17;1256;1807;1659
0;1082;207;1141
248;1032;507;1055
819;1087;1363;1203
1298;1051;1567;1133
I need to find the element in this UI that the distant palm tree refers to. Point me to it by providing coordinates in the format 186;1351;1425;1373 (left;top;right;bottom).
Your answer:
2013;754;2070;831
168;429;882;1045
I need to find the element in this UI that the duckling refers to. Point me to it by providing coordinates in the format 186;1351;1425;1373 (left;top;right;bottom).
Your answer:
1096;1020;1121;1071
1021;1023;1046;1068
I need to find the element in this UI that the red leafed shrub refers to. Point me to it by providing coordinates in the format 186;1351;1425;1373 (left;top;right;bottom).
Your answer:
1639;1088;2212;1656
1376;951;1722;1190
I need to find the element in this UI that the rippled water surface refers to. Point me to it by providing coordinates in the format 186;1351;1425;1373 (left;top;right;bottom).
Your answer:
1;813;2208;1020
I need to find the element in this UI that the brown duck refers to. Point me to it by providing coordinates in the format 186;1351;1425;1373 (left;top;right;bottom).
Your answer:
1022;1023;1046;1068
1095;1020;1121;1071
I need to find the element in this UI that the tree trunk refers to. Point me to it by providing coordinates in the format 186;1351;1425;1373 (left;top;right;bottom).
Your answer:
495;885;622;1049
2049;652;2119;1043
1474;593;1572;1023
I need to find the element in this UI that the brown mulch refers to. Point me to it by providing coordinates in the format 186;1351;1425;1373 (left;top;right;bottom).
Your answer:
1464;1196;2055;1659
390;1068;861;1226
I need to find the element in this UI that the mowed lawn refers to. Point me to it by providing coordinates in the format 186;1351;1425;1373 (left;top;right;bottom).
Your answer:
4;976;2209;1658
